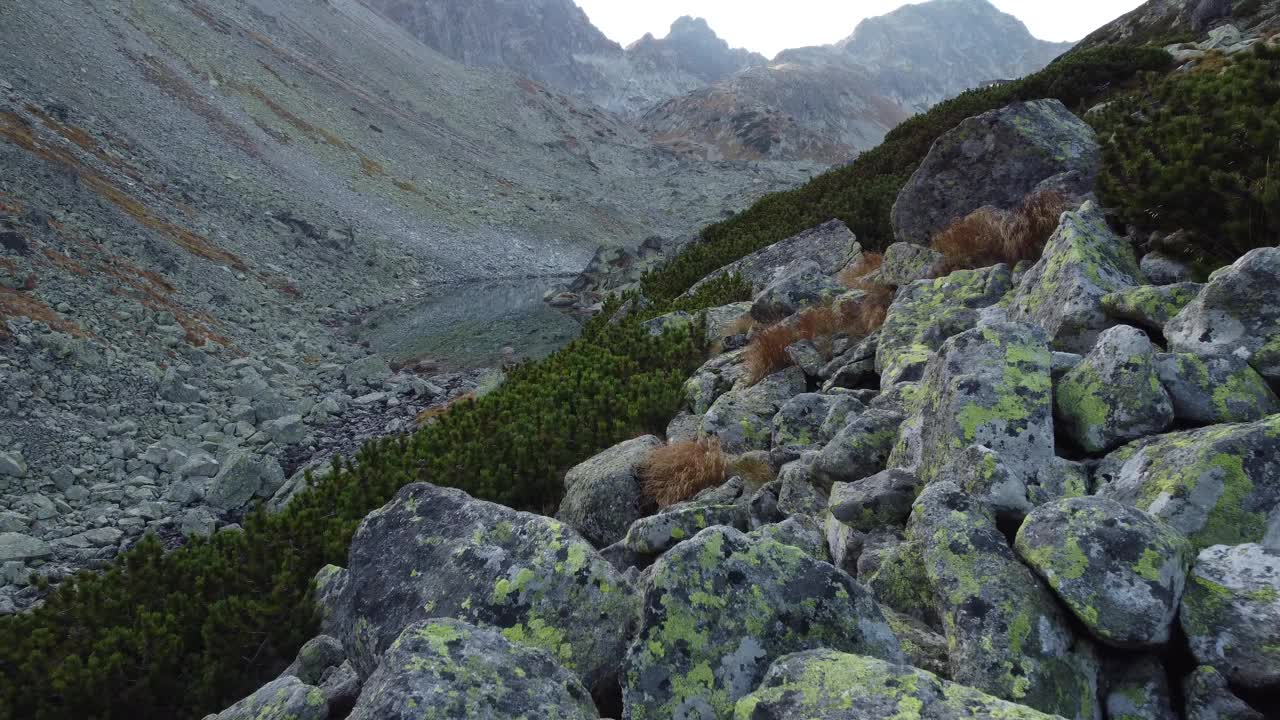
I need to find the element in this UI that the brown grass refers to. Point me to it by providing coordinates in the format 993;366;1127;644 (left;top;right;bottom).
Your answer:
728;455;775;489
930;190;1073;274
744;321;804;385
838;252;884;289
415;392;477;427
641;439;728;507
0;287;88;341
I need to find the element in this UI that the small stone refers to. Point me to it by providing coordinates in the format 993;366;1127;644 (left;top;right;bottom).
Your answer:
0;452;26;478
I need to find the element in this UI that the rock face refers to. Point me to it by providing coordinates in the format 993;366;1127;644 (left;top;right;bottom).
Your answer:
203;676;327;720
1102;283;1202;332
734;650;1063;719
891;100;1099;246
1155;352;1280;426
322;483;637;695
1180;544;1280;689
557;435;661;548
702;367;807;454
1182;665;1266;720
685;220;860;298
621;526;902;719
1015;497;1192;648
347;619;597;720
750;260;847;323
1096;415;1280;551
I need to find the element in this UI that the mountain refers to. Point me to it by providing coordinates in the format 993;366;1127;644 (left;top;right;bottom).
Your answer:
626;16;769;85
1078;0;1280;48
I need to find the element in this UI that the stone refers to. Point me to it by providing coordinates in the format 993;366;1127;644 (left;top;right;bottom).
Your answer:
875;265;1013;388
556;435;661;548
783;339;824;377
770;393;862;463
279;635;346;686
0;452;26;478
178;452;220;478
1166;247;1280;384
702;302;753;346
324;483;636;695
1180;543;1280;689
1015;497;1192;648
684;219;861;297
876;242;946;286
343;355;391;389
1140;251;1193;285
701;366;806;454
828;470;923;533
891;99;1099;246
813;407;906;486
1183;666;1264;720
1055;326;1174;453
1096;416;1280;551
621;526;902;719
619;503;748;556
263;415;306;445
734;650;1063;719
1102;283;1202;332
749;260;846;324
862;540;939;628
684;349;747;415
347;619;596;720
749;515;827;562
203;676;326;720
1008;201;1144;352
1103;656;1178;720
642;310;693;337
0;533;51;562
206;452;269;510
1155;352;1280;425
907;483;1101;719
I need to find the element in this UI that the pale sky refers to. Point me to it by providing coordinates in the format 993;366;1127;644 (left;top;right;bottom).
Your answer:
574;0;1146;58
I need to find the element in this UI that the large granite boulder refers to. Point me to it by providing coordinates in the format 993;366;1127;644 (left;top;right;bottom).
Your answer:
1166;247;1280;385
828;470;923;533
621;526;902;719
1055;326;1174;454
1015;497;1192;648
1180;543;1280;689
749;260;846;324
702;366;806;454
1183;665;1265;720
348;619;596;720
684;219;861;298
1096;415;1280;551
813;407;906;486
770;393;863;463
891;99;1098;246
733;650;1063;719
685;349;747;415
1007;201;1144;352
321;483;637;695
1155;352;1280;426
202;677;327;720
907;482;1102;719
557;435;662;548
1101;283;1202;332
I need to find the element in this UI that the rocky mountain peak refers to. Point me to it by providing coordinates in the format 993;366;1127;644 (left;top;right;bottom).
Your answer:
626;15;767;84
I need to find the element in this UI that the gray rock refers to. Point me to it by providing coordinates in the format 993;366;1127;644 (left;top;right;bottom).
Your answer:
556;435;662;548
862;539;939;628
1155;352;1280;425
1180;543;1280;689
621;526;902;719
735;650;1063;719
749;515;827;561
685;219;861;297
263;414;306;445
828;470;923;533
324;483;636;695
1140;252;1193;285
1008;201;1144;352
908;482;1102;719
203;676;326;720
0;533;51;562
813;407;906;486
642;310;693;337
1015;497;1192;648
684;349;746;415
620;503;747;556
749;260;846;324
891;99;1098;246
702;301;753;346
279;635;346;686
178;452;220;479
1183;666;1265;720
206;452;271;510
347;619;596;720
783;339;824;377
344;355;391;389
1104;656;1178;720
664;412;702;444
701;366;806;454
771;393;862;463
1102;283;1202;333
0;452;26;478
1055;325;1174;453
876;242;945;286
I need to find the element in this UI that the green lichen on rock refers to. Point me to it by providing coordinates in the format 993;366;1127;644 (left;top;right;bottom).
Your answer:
1179;543;1280;690
1155;352;1279;426
1101;282;1201;331
622;527;902;719
702;366;806;454
733;650;1062;720
620;503;747;556
863;540;937;628
1102;656;1177;720
204;676;328;720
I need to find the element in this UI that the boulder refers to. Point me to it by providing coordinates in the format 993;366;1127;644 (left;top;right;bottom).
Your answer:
770;393;862;463
1166;247;1280;384
876;242;946;286
1015;497;1193;648
828;470;923;533
642;310;693;337
1096;415;1280;550
749;260;845;324
0;452;27;478
1180;543;1280;689
557;435;662;548
703;302;753;346
861;539;938;627
875;265;1013;388
733;650;1063;720
206;452;283;510
346;620;597;720
1055;326;1174;453
685;219;861;297
0;532;51;562
1102;283;1202;333
813;407;906;486
684;349;747;415
621;527;901;719
1183;666;1265;720
324;483;637;695
891;99;1098;246
619;503;748;557
202;676;326;720
344;355;391;389
1155;353;1280;425
1103;656;1178;720
907;483;1101;719
1140;251;1193;285
701;366;806;454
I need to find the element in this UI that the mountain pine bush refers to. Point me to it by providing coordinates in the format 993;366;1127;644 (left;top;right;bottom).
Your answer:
1093;43;1280;263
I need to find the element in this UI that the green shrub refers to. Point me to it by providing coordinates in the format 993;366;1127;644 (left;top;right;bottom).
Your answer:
640;46;1172;304
1093;44;1280;263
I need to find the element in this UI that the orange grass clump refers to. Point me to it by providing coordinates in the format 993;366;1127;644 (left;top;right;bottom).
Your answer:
931;190;1073;274
838;252;884;289
641;439;728;507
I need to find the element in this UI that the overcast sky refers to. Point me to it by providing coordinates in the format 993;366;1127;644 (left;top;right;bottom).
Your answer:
574;0;1146;58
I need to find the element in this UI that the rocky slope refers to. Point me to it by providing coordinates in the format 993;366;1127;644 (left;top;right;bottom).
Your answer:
0;0;816;610
1079;0;1280;48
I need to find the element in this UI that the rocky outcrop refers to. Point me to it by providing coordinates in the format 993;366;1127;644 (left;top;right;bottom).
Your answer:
684;220;861;298
557;435;662;548
1180;543;1280;689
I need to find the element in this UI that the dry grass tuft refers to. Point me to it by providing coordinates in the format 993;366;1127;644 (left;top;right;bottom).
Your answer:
641;439;728;507
931;190;1074;274
838;252;884;289
415;392;477;427
744;321;804;385
728;455;775;490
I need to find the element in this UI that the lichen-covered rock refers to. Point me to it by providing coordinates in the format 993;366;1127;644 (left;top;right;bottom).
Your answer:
685;219;861;298
1008;201;1144;352
881;608;951;679
1096;416;1280;550
620;503;748;556
862;539;938;627
1155;353;1280;425
907;482;1102;719
828;470;923;533
750;515;828;562
622;527;902;719
877;242;946;286
889;322;1055;514
1015;497;1192;648
206;451;284;510
1183;666;1265;720
771;393;863;463
324;483;637;694
1140;252;1193;285
203;676;327;720
702;366;806;454
1166;247;1280;384
733;650;1063;720
813;407;906;486
1180;543;1280;689
643;310;694;337
750;260;846;324
557;435;662;548
875;265;1013;388
347;619;597;720
1102;283;1202;332
703;302;753;346
1055;326;1174;453
891;99;1099;246
685;349;747;415
1103;656;1177;720
776;457;828;516
279;635;346;687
